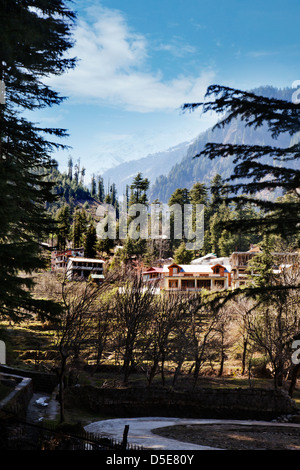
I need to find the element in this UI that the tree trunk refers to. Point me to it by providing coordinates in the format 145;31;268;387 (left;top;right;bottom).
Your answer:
59;354;67;423
173;359;183;387
218;350;225;377
241;339;248;375
274;368;283;389
193;356;202;389
148;358;159;385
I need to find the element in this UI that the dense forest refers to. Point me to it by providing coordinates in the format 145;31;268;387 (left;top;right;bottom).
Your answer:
46;162;292;266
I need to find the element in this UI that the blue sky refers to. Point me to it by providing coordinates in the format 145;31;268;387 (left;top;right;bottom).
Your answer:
35;0;300;179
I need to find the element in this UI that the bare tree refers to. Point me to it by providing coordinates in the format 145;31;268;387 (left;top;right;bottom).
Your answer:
113;271;156;383
90;292;115;371
213;305;235;377
146;292;182;386
170;322;191;388
231;297;255;375
244;252;300;389
187;295;220;389
55;279;109;422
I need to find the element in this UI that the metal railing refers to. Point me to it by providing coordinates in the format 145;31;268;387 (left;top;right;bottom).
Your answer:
0;411;143;451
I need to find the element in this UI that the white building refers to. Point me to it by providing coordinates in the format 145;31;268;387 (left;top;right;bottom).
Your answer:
66;257;105;283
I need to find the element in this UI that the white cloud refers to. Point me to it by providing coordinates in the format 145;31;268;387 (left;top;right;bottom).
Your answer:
154;37;197;58
247;50;278;58
47;4;215;113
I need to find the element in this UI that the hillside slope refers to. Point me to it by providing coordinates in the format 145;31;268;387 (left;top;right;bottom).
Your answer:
149;86;295;202
102;140;192;197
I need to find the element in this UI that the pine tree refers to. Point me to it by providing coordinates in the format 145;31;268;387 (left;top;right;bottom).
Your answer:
91;174;96;197
84;223;97;259
80;167;86;185
183;84;300;302
0;1;76;320
72;208;87;249
97;176;105;202
56;205;71;251
129;173;150;206
183;85;300;238
168;187;190;251
67;156;73;181
174;242;193;264
189;182;208;206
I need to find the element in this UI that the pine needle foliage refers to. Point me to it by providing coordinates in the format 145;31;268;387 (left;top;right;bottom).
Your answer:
0;0;76;320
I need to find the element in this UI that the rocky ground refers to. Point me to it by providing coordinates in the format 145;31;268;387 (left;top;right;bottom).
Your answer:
152;422;300;450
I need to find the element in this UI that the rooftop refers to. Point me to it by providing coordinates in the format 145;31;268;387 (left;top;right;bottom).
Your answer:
163;263;231;274
68;257;105;263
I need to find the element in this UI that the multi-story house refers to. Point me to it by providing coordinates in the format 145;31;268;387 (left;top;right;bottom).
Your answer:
162;262;232;292
51;247;84;272
142;245;299;293
66;257;105;283
142;266;164;284
229;245;262;288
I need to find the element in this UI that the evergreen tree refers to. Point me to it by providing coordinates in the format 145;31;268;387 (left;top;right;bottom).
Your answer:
208;203;232;256
0;0;76;320
108;182;119;217
84;223;97;258
168;187;190;251
125;185;130;206
67;156;73;181
124;173;150;258
91;174;96;197
97;176;105;202
189;182;208;206
183;85;300;238
168;188;190;206
74;159;80;185
174;242;193;264
110;183;117;206
183;84;300;303
72;208;87;249
56;205;71;251
129;173;150;206
189;182;209;256
80;167;86;185
210;174;227;210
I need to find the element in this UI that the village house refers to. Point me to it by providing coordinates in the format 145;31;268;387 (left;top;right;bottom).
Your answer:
229;244;262;288
162;262;232;292
142;266;164;283
142;245;299;293
51;247;84;272
66;257;105;283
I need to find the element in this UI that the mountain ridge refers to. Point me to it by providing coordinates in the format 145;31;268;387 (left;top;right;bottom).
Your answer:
101;86;295;202
102;140;192;197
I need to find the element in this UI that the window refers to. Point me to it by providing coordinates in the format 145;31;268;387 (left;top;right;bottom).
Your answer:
197;280;211;289
169;280;178;288
182;280;195;289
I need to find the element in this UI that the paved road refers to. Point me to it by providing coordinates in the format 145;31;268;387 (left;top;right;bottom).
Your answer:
84;417;223;450
84;417;300;451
